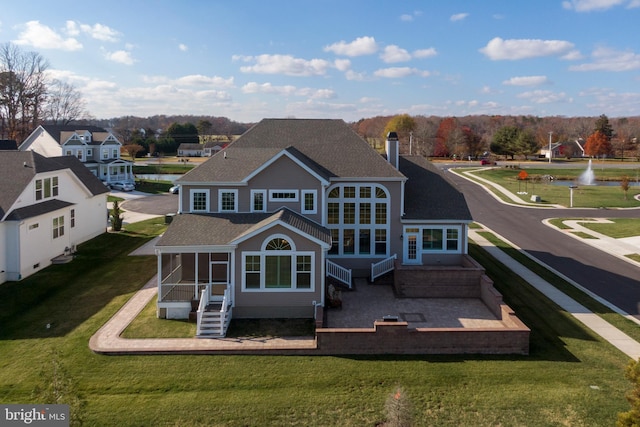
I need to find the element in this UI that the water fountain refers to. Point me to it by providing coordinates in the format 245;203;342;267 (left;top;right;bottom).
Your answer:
578;159;596;185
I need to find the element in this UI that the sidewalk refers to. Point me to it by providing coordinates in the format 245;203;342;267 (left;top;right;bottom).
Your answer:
469;228;640;359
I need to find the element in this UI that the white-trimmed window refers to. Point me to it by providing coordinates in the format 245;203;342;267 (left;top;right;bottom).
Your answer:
53;216;64;239
327;184;389;257
269;190;298;202
301;190;317;214
190;189;209;212
251;190;266;212
219;189;238;212
112;148;118;158
35;177;59;201
102;149;108;160
416;226;463;253
70;209;76;228
87;148;93;157
242;235;315;292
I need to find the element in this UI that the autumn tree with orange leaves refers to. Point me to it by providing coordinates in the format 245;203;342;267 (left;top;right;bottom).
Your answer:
584;130;613;158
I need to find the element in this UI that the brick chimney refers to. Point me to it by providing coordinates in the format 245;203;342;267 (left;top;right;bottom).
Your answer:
385;131;399;169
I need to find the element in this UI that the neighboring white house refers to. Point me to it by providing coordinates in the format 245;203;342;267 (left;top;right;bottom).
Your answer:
0;150;109;284
19;125;134;185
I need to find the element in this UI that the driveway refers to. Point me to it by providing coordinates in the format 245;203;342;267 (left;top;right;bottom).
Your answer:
120;193;179;215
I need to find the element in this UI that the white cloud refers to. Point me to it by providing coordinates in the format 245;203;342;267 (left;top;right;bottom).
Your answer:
79;23;120;42
569;46;640;71
413;48;437;59
503;76;549;86
237;54;331;76
400;14;414;22
380;45;437;63
380;45;411;63
14;20;82;51
479;37;575;60
374;67;430;78
65;21;120;42
450;13;469;22
179;43;188;52
334;58;351;71
176;75;234;87
345;70;366;81
241;82;335;99
517;90;570;104
323;36;378;56
561;0;636;12
105;50;135;65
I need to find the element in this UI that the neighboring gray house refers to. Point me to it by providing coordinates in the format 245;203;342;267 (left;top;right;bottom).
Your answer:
155;119;472;336
19;125;134;185
0;151;109;284
177;143;204;157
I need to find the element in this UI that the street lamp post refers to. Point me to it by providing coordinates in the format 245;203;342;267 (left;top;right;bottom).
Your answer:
569;185;577;208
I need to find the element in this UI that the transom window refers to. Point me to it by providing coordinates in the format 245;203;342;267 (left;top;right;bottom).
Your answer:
269;190;298;201
327;184;389;257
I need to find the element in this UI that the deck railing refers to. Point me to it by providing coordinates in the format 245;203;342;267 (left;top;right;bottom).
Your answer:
371;254;397;282
326;260;352;289
219;287;232;336
196;285;211;336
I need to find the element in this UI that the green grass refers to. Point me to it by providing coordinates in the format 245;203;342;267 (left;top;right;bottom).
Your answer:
0;219;636;426
133;164;194;174
627;254;640;263
579;218;640;239
571;231;598;239
470;167;640;208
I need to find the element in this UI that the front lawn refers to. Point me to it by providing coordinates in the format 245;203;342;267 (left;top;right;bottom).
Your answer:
0;218;634;426
470;167;640;208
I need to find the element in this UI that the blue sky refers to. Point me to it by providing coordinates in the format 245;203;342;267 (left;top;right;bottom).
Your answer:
2;0;640;122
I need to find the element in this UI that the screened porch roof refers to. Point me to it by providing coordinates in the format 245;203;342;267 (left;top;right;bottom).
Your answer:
155;207;331;249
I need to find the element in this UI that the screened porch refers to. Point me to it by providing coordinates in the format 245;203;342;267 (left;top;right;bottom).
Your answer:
158;252;231;303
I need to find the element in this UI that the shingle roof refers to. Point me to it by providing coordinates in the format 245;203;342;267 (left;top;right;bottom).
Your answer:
399;156;472;221
5;199;74;220
156;208;331;248
41;125;110;145
0;151;109;220
179;119;405;184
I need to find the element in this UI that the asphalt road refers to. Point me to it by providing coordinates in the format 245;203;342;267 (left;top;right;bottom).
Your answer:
445;167;640;318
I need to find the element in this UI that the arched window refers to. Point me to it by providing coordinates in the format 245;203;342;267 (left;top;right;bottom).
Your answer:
265;238;292;251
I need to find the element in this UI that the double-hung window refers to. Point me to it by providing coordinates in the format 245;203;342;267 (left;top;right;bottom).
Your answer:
301;190;317;214
53;216;64;239
251;190;266;212
191;190;209;212
219;190;238;212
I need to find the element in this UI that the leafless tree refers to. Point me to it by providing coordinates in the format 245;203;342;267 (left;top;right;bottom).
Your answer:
0;43;49;141
44;80;87;125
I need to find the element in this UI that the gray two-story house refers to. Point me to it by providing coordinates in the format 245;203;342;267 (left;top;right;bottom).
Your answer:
154;119;472;337
19;125;134;185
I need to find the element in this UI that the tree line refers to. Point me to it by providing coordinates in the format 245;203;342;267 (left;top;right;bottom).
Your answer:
353;113;640;160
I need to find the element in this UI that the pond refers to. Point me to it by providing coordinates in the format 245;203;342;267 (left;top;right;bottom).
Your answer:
135;174;181;182
551;180;639;187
